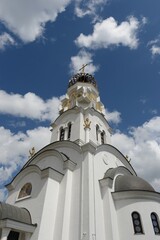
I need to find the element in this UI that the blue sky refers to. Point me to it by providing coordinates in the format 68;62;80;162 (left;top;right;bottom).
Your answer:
0;0;160;200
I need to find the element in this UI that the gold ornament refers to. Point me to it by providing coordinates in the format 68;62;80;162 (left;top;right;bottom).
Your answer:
83;118;91;129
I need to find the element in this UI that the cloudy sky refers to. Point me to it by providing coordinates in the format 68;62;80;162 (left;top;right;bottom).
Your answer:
0;0;160;201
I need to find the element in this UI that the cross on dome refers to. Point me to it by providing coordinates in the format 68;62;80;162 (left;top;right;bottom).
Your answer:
79;63;89;74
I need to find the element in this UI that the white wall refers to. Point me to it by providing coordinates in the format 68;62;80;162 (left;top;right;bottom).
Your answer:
114;193;160;240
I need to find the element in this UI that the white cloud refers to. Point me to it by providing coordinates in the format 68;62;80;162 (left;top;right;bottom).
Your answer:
0;32;15;50
75;16;142;50
75;0;108;19
8;121;26;128
0;126;50;165
70;50;99;75
0;90;61;121
112;116;160;192
105;108;121;125
150;45;160;56
0;125;50;201
148;37;160;56
0;0;71;42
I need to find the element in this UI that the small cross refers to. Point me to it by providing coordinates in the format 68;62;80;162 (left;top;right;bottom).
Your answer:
79;63;89;74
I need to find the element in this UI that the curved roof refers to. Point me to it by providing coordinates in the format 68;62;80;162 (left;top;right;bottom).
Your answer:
104;166;134;180
115;175;155;192
0;202;32;224
68;73;97;89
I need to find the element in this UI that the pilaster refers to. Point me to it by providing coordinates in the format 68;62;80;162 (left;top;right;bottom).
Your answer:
81;151;96;240
1;228;10;240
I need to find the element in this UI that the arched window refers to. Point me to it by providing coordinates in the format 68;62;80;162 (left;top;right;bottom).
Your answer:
132;212;143;234
96;124;99;141
101;130;105;144
59;127;65;141
18;183;32;199
151;212;160;234
67;122;72;140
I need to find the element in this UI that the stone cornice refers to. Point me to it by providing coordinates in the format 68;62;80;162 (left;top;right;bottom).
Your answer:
0;219;36;233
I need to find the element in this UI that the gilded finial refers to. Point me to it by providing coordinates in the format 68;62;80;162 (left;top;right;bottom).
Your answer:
126;155;131;162
29;147;36;158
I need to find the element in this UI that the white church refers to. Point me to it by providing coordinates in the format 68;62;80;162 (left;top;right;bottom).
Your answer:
0;71;160;240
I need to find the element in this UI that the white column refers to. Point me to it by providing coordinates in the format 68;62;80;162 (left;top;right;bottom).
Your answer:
1;228;10;240
37;179;60;240
57;128;60;141
85;128;90;143
61;170;73;240
81;152;96;240
53;170;73;240
83;117;91;143
98;129;101;145
64;126;68;140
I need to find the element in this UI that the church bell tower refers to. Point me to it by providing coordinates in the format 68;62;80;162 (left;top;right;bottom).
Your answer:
50;72;112;146
1;70;160;240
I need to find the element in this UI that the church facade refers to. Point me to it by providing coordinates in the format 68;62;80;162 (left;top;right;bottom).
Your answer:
0;72;160;240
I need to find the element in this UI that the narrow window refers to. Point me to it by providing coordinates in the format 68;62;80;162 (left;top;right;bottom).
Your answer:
132;212;143;234
96;124;99;141
59;127;65;141
68;122;72;140
101;131;105;144
18;183;32;199
8;231;19;240
151;212;160;234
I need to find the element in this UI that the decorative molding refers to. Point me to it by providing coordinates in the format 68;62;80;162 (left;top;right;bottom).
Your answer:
0;219;36;233
6;165;64;191
63;159;77;171
74;139;85;146
99;178;113;188
41;168;64;182
82;141;96;154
